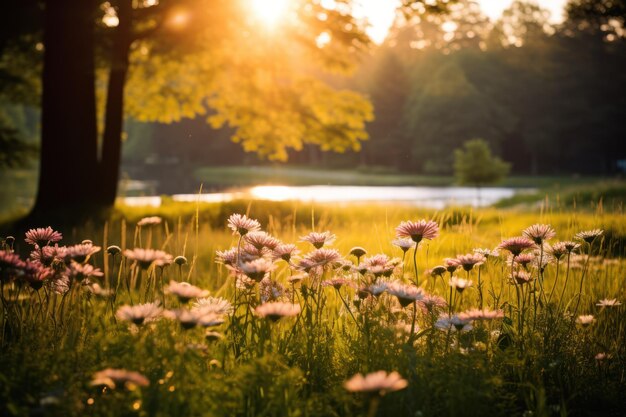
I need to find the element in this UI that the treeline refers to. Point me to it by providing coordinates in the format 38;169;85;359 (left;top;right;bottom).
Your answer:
355;0;626;175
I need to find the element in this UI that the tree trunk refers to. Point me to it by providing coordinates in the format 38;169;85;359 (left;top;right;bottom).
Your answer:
99;0;133;206
32;0;99;215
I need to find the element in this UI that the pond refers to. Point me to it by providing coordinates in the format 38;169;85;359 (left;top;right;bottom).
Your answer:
121;185;535;209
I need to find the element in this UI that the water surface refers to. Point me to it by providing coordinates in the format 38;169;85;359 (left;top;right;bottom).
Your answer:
122;185;533;209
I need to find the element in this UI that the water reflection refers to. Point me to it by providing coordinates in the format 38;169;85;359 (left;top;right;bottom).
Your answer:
122;185;533;209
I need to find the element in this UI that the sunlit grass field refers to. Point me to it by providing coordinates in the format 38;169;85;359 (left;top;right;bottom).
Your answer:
1;200;625;417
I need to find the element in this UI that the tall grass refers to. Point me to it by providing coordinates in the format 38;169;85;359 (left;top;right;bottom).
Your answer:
0;201;624;417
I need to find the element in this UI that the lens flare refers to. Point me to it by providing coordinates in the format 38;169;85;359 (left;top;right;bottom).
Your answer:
250;0;290;27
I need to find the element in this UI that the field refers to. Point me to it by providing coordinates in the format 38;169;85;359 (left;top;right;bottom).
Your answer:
1;199;625;417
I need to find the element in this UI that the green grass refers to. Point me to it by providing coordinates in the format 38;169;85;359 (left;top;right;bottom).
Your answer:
1;202;625;417
194;165;608;188
495;179;626;209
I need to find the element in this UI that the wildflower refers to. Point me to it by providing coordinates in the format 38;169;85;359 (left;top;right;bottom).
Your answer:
238;258;276;282
165;280;210;303
29;245;65;267
22;262;51;290
576;315;595;326
549;242;570;260
91;368;149;389
67;243;101;263
449;276;472;293
69;262;103;282
51;273;71;294
193;297;234;315
25;227;63;247
244;231;281;251
137;216;162;227
302;248;342;269
435;314;473;332
227;214;261;236
430;265;447;277
174;256;187;266
300;231;336;249
562;241;581;253
260;279;287;303
523;224;556;244
107;245;121;255
255;302;301;321
367;280;390;297
348;246;367;258
596;298;621;308
363;254;390;267
595;352;610;362
124;248;173;269
0;250;26;281
511;270;533;285
116;302;162;325
272;244;299;262
456;253;486;271
418;294;447;312
239;244;265;262
164;308;225;329
335;259;354;272
360;254;397;277
215;248;238;266
498;237;537;256
444;258;460;273
395;220;439;243
235;275;257;290
575;229;603;244
344;371;408;395
511;253;534;269
458;308;504;321
386;282;425;307
322;277;355;290
391;238;416;253
473;248;500;258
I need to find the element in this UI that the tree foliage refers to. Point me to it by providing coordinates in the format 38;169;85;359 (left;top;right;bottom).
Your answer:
454;139;510;187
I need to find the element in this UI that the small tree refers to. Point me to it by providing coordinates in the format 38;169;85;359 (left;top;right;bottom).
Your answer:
454;139;511;204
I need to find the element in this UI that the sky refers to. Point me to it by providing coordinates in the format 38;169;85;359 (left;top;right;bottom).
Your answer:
355;0;569;43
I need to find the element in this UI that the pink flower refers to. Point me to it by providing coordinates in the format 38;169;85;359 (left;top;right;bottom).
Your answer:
91;369;149;389
498;237;537;256
124;248;173;269
395;220;439;243
300;231;336;249
344;371;408;395
523;224;556;244
165;280;210;302
386;282;425;307
244;232;281;251
227;214;261;236
25;227;63;246
456;253;486;271
255;302;301;321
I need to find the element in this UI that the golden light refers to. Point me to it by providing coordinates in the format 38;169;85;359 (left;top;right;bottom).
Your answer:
169;10;190;28
250;0;290;27
441;21;458;33
249;186;293;201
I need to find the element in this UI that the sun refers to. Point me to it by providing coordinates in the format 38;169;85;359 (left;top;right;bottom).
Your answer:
250;0;290;27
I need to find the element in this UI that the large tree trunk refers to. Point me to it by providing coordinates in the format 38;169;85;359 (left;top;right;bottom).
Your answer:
32;0;99;215
99;0;133;206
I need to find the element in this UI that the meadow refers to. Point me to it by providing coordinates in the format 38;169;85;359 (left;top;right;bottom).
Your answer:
0;199;625;417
